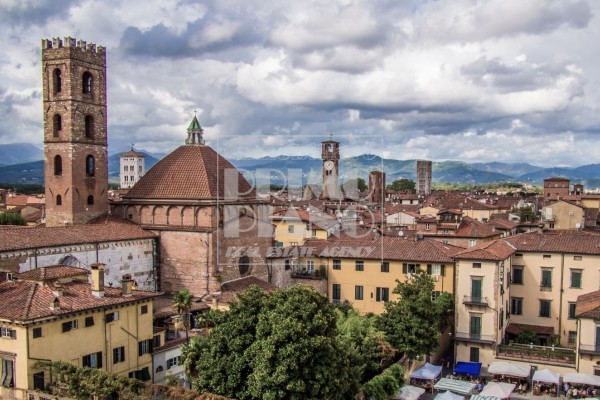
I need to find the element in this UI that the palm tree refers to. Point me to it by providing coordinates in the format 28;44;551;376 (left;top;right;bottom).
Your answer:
172;289;193;341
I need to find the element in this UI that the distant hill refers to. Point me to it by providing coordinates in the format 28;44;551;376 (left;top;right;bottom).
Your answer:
0;143;42;166
470;162;545;177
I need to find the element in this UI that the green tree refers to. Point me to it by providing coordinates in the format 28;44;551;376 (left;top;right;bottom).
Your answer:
434;291;455;331
247;285;360;400
343;177;368;193
377;271;441;359
387;179;416;193
518;206;535;222
515;327;538;345
191;286;267;399
173;289;193;342
0;212;26;225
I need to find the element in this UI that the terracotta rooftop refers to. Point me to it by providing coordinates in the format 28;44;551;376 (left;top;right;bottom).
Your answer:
0;217;156;252
124;145;256;201
0;272;159;323
454;239;516;261
153;294;209;319
454;217;500;238
17;265;90;282
505;322;554;336
212;276;278;304
504;230;600;255
575;290;600;319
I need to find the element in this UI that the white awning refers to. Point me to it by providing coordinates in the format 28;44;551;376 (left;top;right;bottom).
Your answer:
390;385;426;400
532;368;560;385
563;372;600;386
479;382;516;399
434;378;476;395
487;362;530;378
410;363;443;380
435;391;466;400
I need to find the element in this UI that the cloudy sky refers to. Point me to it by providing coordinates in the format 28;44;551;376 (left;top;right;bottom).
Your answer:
1;0;599;166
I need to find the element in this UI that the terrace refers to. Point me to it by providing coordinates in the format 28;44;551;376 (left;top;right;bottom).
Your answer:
497;343;576;366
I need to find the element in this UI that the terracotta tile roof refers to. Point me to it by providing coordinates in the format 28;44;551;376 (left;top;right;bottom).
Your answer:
575;290;600;319
153;294;209;319
505;322;554;336
454;239;516;261
504;230;600;255
211;276;278;303
0;278;159;323
17;265;89;281
0;217;156;252
120;150;144;157
455;217;500;238
124;145;255;200
153;336;189;353
293;236;462;263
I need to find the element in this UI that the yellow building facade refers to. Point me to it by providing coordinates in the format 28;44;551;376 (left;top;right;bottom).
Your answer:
0;265;158;396
271;208;329;247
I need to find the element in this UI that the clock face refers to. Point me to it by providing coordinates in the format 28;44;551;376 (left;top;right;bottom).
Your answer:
324;160;334;170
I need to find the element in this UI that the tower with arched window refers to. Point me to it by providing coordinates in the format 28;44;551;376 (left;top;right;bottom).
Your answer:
42;37;108;226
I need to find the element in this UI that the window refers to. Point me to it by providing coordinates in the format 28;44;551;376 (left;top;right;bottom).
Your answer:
543;254;551;259
54;155;62;176
113;346;125;364
568;302;577;319
471;278;482;300
106;311;119;323
472;263;481;269
312;229;317;237
138;339;152;356
85;316;94;327
56;195;62;206
355;261;364;271
166;356;180;369
86;155;95;176
515;253;523;258
425;223;430;231
431;291;441;301
571;269;582;288
288;225;294;233
470;314;481;337
332;284;341;302
539;300;551;318
376;287;389;302
85;115;94;139
239;255;250;276
355;285;364;300
33;371;44;390
82;72;93;94
333;259;341;270
428;264;444;276
469;239;477;247
62;320;78;332
0;328;16;339
32;327;42;339
499;308;504;329
82;351;102;368
381;261;389;273
1;359;14;387
469;347;480;363
306;260;314;273
511;297;523;315
87;195;94;205
541;268;552;289
568;331;577;345
512;267;524;284
153;335;161;348
53;68;61;93
402;263;421;274
53;114;62;136
141;305;148;315
574;255;582;261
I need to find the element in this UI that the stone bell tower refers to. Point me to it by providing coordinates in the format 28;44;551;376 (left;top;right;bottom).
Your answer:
42;37;108;227
321;139;341;199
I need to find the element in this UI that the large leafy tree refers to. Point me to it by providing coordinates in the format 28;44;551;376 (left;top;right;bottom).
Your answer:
377;271;441;359
247;285;359;400
387;178;416;193
172;289;193;341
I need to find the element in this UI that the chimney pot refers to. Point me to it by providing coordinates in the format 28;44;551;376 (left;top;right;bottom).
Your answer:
121;276;134;297
90;263;105;298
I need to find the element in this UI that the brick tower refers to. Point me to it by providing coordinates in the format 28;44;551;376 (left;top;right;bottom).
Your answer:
42;37;108;227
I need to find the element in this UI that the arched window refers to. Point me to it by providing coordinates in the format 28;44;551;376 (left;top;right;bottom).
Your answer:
53;68;62;93
82;72;92;94
56;195;62;205
86;155;95;176
53;114;62;137
85;115;94;139
54;155;62;176
87;195;94;205
239;255;250;277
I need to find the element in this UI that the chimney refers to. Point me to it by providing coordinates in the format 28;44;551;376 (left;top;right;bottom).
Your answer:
90;263;105;298
121;275;133;297
50;297;60;311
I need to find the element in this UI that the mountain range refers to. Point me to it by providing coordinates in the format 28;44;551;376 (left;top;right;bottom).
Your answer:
1;143;600;188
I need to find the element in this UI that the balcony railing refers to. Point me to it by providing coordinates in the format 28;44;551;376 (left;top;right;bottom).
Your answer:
579;344;600;355
497;343;576;365
540;284;552;292
463;296;488;306
291;265;326;279
455;332;495;344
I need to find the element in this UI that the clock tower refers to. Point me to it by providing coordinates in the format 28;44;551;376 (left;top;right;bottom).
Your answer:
321;139;341;199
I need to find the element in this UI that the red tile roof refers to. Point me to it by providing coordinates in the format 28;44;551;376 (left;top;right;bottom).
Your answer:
0;217;156;252
153;294;209;319
506;322;554;336
17;265;89;281
454;239;516;261
124;145;255;200
455;217;500;238
575;290;600;319
504;230;600;255
0;279;159;322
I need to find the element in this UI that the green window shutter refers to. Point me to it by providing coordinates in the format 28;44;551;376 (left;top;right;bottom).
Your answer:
427;264;432;275
441;265;445;276
402;263;408;274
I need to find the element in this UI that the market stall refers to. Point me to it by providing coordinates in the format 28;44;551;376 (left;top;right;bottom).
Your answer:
434;378;477;396
390;385;426;400
479;382;516;399
532;368;560;396
409;363;443;391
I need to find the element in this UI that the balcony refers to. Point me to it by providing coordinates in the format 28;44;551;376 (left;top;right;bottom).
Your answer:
497;343;576;366
463;295;488;306
291;264;326;280
455;332;495;345
540;284;552;292
579;344;600;356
